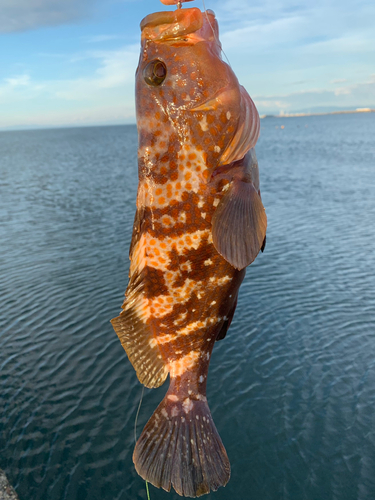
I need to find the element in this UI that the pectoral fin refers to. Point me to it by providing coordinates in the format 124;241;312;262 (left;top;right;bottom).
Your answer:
212;179;267;270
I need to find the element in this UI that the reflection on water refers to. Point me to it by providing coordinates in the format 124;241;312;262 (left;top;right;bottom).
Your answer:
1;115;375;500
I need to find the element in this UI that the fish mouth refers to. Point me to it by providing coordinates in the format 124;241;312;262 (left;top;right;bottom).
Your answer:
140;8;216;43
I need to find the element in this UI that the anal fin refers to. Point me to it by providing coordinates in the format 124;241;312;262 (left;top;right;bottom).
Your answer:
216;294;238;342
111;305;168;389
261;234;266;253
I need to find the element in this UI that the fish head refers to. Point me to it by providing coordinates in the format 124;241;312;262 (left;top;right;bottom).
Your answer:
136;7;260;171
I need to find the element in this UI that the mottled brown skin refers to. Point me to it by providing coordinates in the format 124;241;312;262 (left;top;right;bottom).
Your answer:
111;7;265;497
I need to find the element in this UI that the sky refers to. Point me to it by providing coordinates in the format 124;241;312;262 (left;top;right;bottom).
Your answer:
0;0;374;130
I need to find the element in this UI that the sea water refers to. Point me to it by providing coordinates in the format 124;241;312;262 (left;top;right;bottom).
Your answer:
1;113;375;500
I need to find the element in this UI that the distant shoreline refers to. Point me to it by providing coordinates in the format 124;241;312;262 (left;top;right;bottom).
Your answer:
260;108;375;119
1;108;374;133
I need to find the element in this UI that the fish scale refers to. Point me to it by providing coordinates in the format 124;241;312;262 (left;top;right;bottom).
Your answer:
111;4;267;497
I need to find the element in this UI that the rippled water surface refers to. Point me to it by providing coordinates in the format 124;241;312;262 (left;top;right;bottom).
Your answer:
1;114;375;500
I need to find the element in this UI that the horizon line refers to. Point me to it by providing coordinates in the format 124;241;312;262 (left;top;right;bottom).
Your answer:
1;108;374;133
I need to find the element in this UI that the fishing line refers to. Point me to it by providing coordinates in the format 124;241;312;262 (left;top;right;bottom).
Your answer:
201;0;232;68
134;386;151;500
145;479;151;500
134;385;145;444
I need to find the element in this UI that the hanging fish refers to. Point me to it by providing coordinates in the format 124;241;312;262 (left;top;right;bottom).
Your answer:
111;0;267;496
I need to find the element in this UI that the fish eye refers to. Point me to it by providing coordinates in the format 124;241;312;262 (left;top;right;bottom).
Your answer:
143;60;167;87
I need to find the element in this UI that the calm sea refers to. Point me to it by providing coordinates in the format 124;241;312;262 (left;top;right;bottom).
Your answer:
1;113;375;500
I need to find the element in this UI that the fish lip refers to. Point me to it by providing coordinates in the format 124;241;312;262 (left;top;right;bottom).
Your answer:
140;8;217;44
154;32;207;45
140;8;203;41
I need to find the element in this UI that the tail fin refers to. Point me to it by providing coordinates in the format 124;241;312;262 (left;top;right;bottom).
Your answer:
133;393;230;497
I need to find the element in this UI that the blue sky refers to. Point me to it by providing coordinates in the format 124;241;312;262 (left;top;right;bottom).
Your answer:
0;0;374;130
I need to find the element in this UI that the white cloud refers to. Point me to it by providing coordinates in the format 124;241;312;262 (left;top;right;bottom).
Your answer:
52;45;139;99
0;44;139;128
253;76;375;114
94;46;139;88
215;0;375;101
334;87;352;96
4;74;30;87
301;34;374;56
331;79;348;84
1;0;374;129
255;99;291;110
220;15;304;50
217;0;375;57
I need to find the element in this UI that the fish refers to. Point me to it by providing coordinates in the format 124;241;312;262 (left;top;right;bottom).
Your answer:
111;3;267;497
